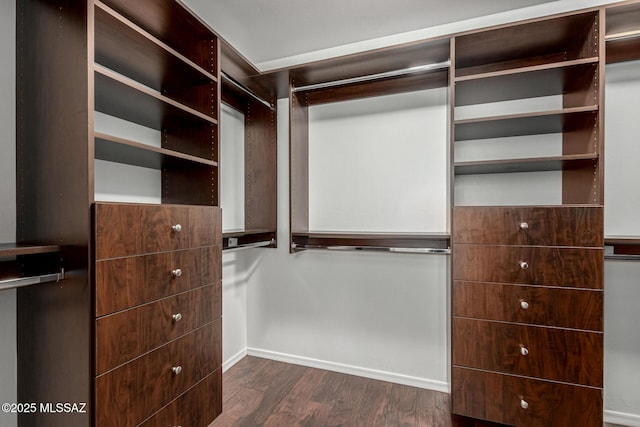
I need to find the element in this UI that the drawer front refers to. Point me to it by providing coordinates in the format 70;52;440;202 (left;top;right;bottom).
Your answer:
453;244;603;289
96;284;221;375
96;245;221;316
139;370;222;427
95;203;221;259
452;367;603;427
453;206;603;247
452;281;603;331
452;318;603;387
95;320;221;427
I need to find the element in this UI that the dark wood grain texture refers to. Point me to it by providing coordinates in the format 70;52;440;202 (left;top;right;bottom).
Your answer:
452;367;603;427
95;203;220;259
289;85;310;249
452;281;603;331
96;321;221;427
96;284;221;374
452;317;603;387
452;206;603;246
96;246;220;316
452;244;603;289
139;370;222;427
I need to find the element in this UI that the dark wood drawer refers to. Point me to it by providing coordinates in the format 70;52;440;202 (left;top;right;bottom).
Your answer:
452;318;602;387
453;206;603;247
95;320;221;427
452;367;603;427
96;245;221;316
96;284;221;375
453;244;603;289
95;203;221;259
452;281;603;331
139;370;222;427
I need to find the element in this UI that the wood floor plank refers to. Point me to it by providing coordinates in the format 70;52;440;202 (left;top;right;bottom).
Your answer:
350;377;393;427
384;383;419;426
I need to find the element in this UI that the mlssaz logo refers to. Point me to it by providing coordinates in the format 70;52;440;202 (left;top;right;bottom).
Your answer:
39;402;87;413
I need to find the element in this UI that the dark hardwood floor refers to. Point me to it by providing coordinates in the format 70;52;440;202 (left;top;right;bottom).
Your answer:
209;356;623;427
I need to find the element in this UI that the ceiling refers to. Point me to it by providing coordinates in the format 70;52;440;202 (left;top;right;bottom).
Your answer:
182;0;560;69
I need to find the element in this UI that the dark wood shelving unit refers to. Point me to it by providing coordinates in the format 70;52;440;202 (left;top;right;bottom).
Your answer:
454;153;598;175
94;1;217;117
454;106;598;141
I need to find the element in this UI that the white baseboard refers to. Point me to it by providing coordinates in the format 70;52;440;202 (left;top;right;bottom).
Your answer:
246;347;448;393
222;348;248;373
605;410;640;427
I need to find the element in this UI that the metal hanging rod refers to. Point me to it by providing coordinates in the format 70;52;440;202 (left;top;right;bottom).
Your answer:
293;60;451;93
0;269;65;292
292;243;450;255
221;72;274;110
606;29;640;42
224;239;275;251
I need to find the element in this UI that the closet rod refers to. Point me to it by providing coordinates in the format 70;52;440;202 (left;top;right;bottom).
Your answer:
605;29;640;42
293;60;451;93
221;72;274;110
224;239;275;251
0;269;65;292
292;244;450;255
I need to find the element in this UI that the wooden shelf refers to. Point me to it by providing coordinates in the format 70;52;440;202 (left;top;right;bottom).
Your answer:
292;231;450;252
222;229;276;250
455;11;598;75
95;132;217;169
455;58;598;106
98;0;216;73
0;243;61;259
455;154;598;175
94;65;217;131
605;236;640;260
94;2;216;117
454;106;598;141
606;2;640;64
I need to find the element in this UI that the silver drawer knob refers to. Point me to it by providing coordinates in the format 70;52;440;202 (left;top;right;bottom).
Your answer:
519;261;529;270
172;268;182;277
172;366;183;375
172;313;183;322
520;346;529;356
520;300;529;310
520;222;529;230
520;399;529;409
172;224;182;232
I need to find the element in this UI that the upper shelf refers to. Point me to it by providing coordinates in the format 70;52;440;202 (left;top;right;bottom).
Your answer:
454;58;598;106
292;231;451;253
455;11;599;76
605;236;640;260
455;154;598;175
97;0;217;73
454;106;598;141
94;2;217;117
94;65;217;131
605;2;640;63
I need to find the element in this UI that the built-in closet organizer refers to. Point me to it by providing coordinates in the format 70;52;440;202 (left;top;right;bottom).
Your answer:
17;0;222;426
288;38;452;254
451;10;604;427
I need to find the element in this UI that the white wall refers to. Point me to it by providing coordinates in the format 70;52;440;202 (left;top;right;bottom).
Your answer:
0;1;17;426
603;59;640;426
245;98;450;390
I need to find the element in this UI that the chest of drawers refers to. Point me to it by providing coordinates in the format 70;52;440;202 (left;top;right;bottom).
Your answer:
451;206;603;427
94;203;222;427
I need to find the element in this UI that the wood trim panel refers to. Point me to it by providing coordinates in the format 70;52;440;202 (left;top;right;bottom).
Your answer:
289;85;310;244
